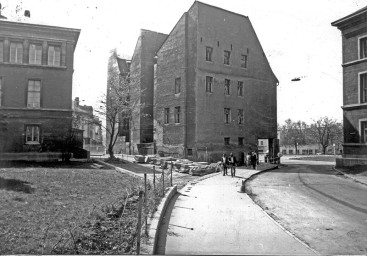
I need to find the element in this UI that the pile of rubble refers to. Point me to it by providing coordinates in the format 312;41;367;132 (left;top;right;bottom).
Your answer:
133;155;222;176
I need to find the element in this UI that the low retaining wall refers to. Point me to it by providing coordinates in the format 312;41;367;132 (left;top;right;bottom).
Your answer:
336;157;367;167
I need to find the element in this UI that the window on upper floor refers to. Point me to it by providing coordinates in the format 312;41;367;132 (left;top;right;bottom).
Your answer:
25;125;40;144
48;45;61;66
238;109;244;124
187;148;193;156
361;120;367;143
360;37;367;59
224;50;230;65
224;108;231;124
174;106;181;123
241;54;248;68
29;44;42;65
224;79;230;95
10;42;23;64
0;41;3;62
238;81;243;96
164;108;170;124
175;77;181;94
360;73;367;104
206;76;213;92
206;46;213;61
238;137;244;146
27;80;41;108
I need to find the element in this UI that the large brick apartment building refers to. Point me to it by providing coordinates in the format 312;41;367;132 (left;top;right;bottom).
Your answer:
332;6;367;166
154;2;278;162
0;19;80;157
119;1;278;161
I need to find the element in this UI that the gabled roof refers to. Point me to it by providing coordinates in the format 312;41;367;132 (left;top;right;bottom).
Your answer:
331;6;367;28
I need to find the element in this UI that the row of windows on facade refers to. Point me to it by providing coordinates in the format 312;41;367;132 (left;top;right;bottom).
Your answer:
0;41;62;66
185;137;245;155
205;46;248;68
163;107;244;125
174;76;245;96
0;78;41;108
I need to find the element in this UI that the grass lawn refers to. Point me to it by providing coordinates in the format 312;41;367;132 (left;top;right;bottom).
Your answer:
0;161;145;254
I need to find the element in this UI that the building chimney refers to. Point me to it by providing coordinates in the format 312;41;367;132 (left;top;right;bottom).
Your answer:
24;10;30;18
75;97;80;107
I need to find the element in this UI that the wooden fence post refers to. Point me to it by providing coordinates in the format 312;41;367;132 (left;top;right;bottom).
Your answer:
170;161;173;187
136;191;144;255
153;166;156;190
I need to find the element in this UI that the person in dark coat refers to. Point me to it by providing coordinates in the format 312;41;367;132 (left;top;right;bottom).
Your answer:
221;153;228;176
251;152;257;169
228;153;237;177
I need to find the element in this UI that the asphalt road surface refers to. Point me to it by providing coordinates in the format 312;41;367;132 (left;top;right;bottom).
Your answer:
247;163;367;255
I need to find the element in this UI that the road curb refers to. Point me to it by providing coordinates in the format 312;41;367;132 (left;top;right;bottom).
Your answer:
140;185;177;255
244;165;320;255
93;159;143;178
332;166;367;186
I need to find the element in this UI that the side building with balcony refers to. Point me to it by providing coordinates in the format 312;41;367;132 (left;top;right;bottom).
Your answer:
0;19;80;159
332;6;367;166
154;2;278;162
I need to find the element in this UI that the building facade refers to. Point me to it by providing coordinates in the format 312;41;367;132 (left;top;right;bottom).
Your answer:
73;97;104;155
0;19;80;155
129;29;167;154
332;7;367;166
153;2;278;162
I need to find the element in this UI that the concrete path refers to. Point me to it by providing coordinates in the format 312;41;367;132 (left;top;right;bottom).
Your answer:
159;166;317;255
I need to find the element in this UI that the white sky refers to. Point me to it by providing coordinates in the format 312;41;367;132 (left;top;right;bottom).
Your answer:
1;0;366;124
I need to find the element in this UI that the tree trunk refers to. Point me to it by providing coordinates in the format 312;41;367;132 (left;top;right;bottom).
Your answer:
323;146;327;155
108;144;115;159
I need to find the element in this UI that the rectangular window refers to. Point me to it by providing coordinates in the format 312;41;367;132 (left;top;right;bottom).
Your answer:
187;148;193;156
289;149;293;155
308;149;313;154
164;108;170;124
224;108;231;124
238;137;244;146
282;149;287;155
360;73;367;103
241;54;248;68
360;37;367;59
174;106;180;123
27;80;41;108
206;76;213;92
206;46;213;61
237;109;244;124
361;121;367;143
29;44;42;65
0;77;2;106
224;50;230;65
237;81;243;96
224;79;230;95
48;45;61;66
175;77;181;94
122;118;129;130
25;125;40;144
10;42;23;64
0;41;3;62
224;137;230;145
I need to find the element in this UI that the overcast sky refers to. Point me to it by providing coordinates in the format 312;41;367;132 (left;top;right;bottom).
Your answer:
1;0;365;124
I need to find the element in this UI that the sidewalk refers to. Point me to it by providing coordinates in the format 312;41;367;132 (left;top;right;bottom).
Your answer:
159;165;317;255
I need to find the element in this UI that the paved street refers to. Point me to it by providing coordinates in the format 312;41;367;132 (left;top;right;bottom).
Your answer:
247;163;367;255
156;167;316;255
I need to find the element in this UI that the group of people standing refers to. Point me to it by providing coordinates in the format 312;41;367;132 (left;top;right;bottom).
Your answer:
245;151;258;169
221;151;258;177
221;153;237;177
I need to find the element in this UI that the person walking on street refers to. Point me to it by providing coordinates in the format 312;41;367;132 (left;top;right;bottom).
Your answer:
228;153;237;177
251;152;257;170
221;153;228;176
246;152;251;167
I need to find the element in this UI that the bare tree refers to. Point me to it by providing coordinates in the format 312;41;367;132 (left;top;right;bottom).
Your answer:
280;119;307;154
310;117;341;154
95;50;139;159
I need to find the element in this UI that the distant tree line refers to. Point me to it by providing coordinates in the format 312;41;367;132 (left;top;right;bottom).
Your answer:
279;117;343;154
